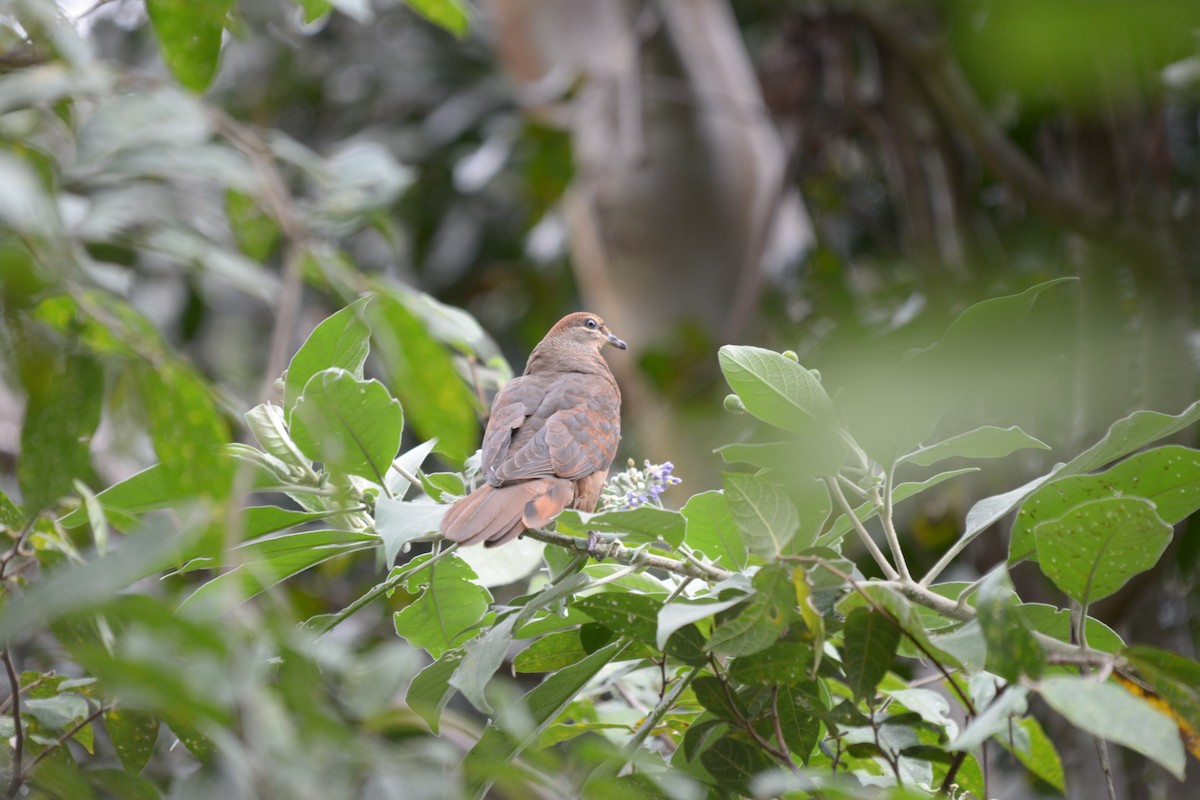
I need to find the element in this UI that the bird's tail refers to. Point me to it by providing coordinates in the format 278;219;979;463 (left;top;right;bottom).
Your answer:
440;478;574;547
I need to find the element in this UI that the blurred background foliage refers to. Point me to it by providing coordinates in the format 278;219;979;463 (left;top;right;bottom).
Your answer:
1;0;1199;797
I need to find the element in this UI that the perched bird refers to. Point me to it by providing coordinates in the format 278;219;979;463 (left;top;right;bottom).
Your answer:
440;312;626;547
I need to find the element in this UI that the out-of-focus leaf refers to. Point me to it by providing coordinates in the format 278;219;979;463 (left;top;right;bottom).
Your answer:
283;296;373;415
368;293;478;465
393;553;492;659
816;468;977;548
656;594;748;650
225;190;279;262
1017;603;1124;653
145;0;230;92
950;686;1028;751
699;734;776;793
449;615;517;715
18;352;103;513
1034;496;1172;604
995;716;1065;793
0;152;57;235
706;567;795;657
681;490;746;570
975;570;1043;682
0;490;22;530
105;709;159;774
404;0;469;37
900;425;1049;467
1010;445;1200;563
140;361;234;499
576;592;661;644
513;629;589;674
1038;675;1184;779
291;368;403;483
723;472;798;559
298;0;333;23
406;648;465;734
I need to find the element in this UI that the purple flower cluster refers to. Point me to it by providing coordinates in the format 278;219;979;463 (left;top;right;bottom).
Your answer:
601;459;682;511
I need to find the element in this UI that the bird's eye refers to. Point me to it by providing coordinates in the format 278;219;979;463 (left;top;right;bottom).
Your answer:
584;318;598;329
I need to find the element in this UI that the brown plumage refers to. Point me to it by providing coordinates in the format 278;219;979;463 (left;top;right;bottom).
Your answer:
440;312;626;547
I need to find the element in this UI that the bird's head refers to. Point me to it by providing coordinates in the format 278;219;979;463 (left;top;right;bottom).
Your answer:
546;312;628;352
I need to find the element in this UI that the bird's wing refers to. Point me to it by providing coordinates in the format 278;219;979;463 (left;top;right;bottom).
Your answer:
491;373;620;483
480;375;546;486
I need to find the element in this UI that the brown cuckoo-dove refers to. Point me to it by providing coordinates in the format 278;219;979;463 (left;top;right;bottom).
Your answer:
440;312;626;547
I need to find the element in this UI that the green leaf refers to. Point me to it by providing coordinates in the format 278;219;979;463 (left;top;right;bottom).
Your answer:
995;716;1065;793
105;709;159;774
393;553;493;659
692;676;746;722
718;345;835;434
0;490;23;531
656;594;748;650
375;498;446;566
1034;496;1172;604
723;472;798;559
406;648;465;734
513;629;589;674
449;615;517;715
284;297;373;415
975;570;1044;682
1038;675;1185;779
699;734;776;793
463;641;627;798
717;432;847;477
225;190;279;261
950;686;1029;751
140;362;234;499
706;567;794;657
774;683;823;761
403;0;470;36
18;352;103;513
298;0;332;22
556;506;686;549
1121;645;1200;748
575;592;661;644
728;641;816;686
368;293;478;464
146;0;230;92
842;607;901;702
1017;603;1124;653
681;490;747;570
900;425;1049;467
837;584;963;671
1010;445;1200;563
179;529;378;610
290;369;403;483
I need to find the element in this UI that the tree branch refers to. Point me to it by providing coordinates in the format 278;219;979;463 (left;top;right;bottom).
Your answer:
2;650;23;800
521;528;731;583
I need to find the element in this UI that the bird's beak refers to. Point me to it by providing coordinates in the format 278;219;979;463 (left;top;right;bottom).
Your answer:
606;332;628;350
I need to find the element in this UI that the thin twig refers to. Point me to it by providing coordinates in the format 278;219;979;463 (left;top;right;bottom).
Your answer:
521;528;731;583
875;465;910;581
2;650;23;800
824;477;899;580
711;656;802;776
19;703;108;782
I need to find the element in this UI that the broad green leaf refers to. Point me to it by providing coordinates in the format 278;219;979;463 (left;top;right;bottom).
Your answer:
18;352;103;513
785;476;832;554
556;505;685;549
996;716;1065;793
404;0;470;36
1017;603;1124;653
975;570;1043;682
368;293;478;464
723;472;798;558
1034;496;1172;604
179;529;377;610
718;345;835;434
239;506;336;541
774;683;823;761
406;648;465;734
283;296;373;415
699;734;777;793
513;629;589;673
706;567;795;657
692;676;746;722
1121;645;1200;750
1038;675;1185;779
393;553;492;659
842;607;901;702
656;595;748;649
728;641;815;686
290;369;403;483
816;468;977;548
681;491;747;570
375;498;446;566
105;709;159;774
1010;445;1200;563
717;432;847;477
900;425;1049;467
0;490;22;531
575;592;661;644
463;641;627;798
146;0;230;92
140;361;233;499
837;584;964;671
449;615;517;715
